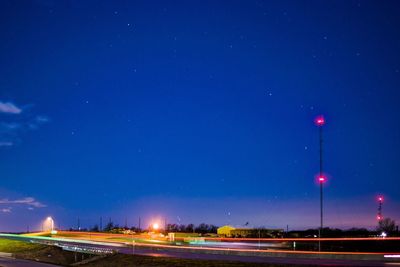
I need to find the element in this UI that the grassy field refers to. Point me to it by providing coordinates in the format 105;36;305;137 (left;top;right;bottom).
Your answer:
0;238;45;253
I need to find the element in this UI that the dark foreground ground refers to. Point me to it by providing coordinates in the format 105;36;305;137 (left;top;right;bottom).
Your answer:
0;238;312;267
83;253;315;267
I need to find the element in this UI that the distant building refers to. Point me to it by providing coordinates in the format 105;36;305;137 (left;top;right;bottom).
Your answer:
217;225;236;236
217;225;283;238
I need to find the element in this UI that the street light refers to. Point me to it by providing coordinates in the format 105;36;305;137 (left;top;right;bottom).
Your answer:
46;217;54;232
315;115;326;251
152;223;159;231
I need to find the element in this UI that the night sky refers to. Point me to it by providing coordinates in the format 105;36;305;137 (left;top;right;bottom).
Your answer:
1;0;399;232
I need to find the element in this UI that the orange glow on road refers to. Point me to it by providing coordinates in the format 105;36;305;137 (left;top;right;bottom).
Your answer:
45;231;400;256
55;230;400;243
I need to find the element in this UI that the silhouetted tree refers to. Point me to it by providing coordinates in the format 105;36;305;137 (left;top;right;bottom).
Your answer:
208;225;218;233
103;221;114;232
195;223;210;234
178;224;186;232
166;223;179;232
377;218;396;234
90;225;99;232
130;226;140;232
185;224;194;233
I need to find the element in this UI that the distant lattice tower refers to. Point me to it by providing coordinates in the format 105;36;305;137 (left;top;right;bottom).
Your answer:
377;196;384;221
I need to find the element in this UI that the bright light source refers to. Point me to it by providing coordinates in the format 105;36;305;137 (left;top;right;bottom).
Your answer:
377;215;383;221
152;223;159;230
44;216;54;232
378;196;384;202
381;232;387;238
384;255;400;258
318;176;326;183
314;115;325;126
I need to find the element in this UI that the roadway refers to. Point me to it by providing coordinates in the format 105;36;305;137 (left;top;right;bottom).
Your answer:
0;255;58;267
2;232;400;266
119;245;400;266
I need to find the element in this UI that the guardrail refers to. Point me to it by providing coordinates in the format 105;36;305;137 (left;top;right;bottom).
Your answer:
58;244;115;255
29;239;115;255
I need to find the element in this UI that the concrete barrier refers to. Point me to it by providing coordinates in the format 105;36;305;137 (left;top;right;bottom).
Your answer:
0;252;14;259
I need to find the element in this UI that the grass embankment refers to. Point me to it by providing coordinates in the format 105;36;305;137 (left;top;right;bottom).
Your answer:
0;238;92;266
0;238;44;253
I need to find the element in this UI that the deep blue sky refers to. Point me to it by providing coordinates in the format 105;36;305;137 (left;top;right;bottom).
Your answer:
1;0;399;232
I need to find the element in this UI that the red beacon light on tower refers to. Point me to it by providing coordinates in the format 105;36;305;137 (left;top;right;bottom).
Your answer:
315;115;325;126
318;175;326;183
377;195;384;221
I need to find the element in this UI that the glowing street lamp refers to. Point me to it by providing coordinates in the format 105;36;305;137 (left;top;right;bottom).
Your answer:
152;223;159;231
46;217;54;231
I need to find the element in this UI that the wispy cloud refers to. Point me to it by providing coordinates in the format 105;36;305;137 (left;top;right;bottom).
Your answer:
28;116;50;130
0;197;46;208
0;122;21;132
0;141;13;147
0;100;49;147
35;116;50;123
1;207;12;213
0;102;22;114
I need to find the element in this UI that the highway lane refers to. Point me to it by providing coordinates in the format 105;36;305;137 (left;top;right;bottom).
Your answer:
119;246;400;266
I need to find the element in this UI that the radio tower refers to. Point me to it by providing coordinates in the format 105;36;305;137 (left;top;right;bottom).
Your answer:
377;196;383;221
314;115;326;252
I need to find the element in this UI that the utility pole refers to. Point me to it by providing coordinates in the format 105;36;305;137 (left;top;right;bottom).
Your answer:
100;216;103;231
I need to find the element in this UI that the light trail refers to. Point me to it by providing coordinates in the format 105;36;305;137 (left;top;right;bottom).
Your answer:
118;241;399;256
55;230;400;242
2;231;400;265
5;231;399;257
